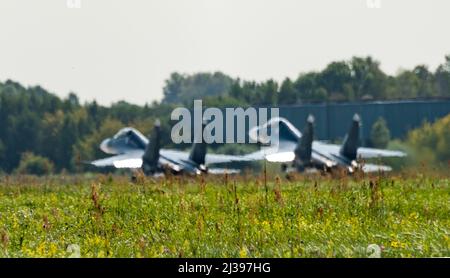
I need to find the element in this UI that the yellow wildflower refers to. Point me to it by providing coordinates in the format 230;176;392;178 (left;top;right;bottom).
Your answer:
239;246;248;258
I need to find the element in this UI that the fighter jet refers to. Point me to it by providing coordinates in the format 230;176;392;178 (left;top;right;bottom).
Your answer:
245;114;407;173
90;120;246;176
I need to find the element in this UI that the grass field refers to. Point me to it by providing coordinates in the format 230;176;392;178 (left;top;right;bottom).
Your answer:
0;171;449;258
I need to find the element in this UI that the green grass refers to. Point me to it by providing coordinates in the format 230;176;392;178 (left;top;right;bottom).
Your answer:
0;172;449;258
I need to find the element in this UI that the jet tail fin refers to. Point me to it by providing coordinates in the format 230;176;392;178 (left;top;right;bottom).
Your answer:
278;119;301;142
189;121;207;166
142;119;161;174
340;114;361;161
295;114;314;164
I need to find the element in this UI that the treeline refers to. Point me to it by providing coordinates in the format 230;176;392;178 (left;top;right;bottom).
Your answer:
0;80;176;173
163;56;450;106
1;55;450;174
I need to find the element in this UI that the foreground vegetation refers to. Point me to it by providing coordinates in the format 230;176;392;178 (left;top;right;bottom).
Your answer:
0;171;448;258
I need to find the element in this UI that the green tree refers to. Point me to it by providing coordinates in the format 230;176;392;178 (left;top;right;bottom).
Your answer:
39;110;65;170
413;65;437;98
394;70;421;99
73;118;125;165
407;113;450;163
371;117;391;148
294;72;320;102
435;55;450;97
257;79;278;105
162;72;234;105
229;79;243;100
312;87;328;102
350;56;387;100
16;152;54;176
319;61;352;101
278;78;298;105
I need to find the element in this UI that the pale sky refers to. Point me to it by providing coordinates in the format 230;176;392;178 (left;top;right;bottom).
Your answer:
0;0;449;105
